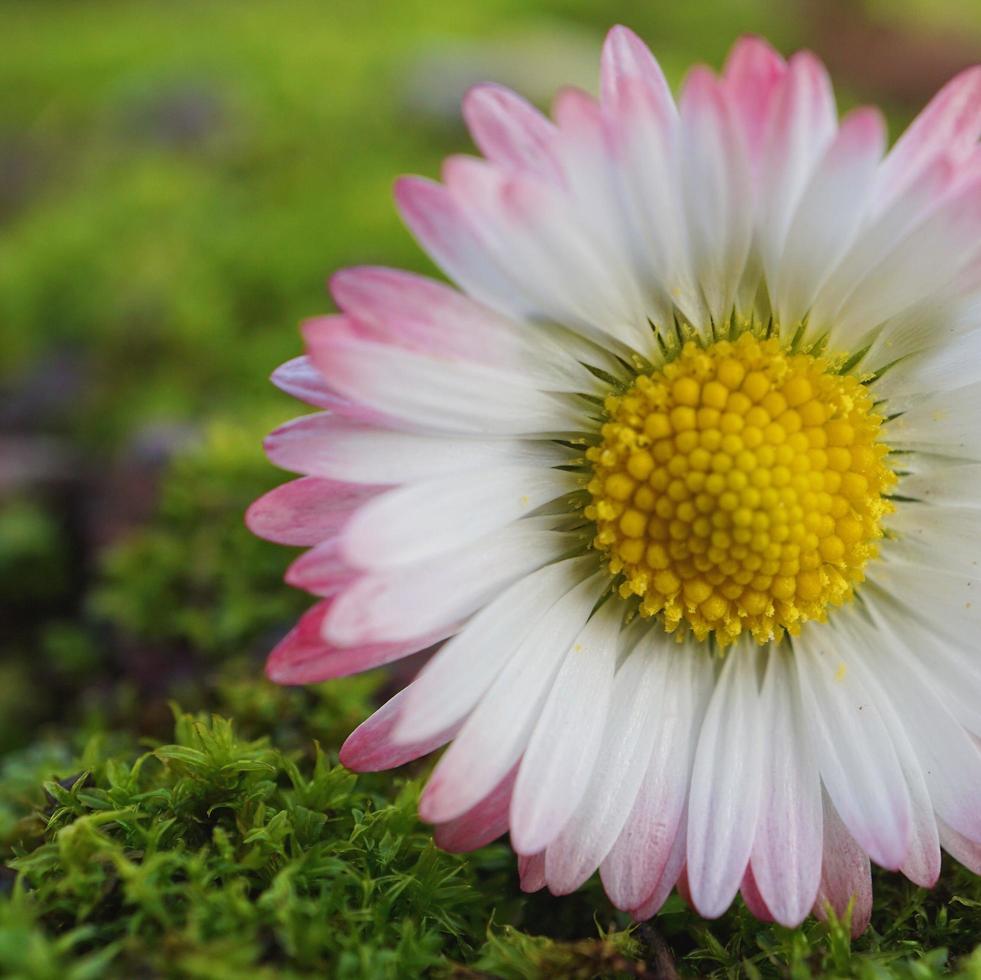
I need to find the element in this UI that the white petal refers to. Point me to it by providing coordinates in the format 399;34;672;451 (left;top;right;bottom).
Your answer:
822;173;981;349
341;466;581;569
418;573;607;823
829;608;941;886
876;326;981;401
600;649;713;910
794;621;912;869
886;379;981;462
884;502;981;578
323;519;574;646
774;107;885;331
266;414;578;484
600;30;707;330
394;557;597;744
686;645;764;918
853;602;981;846
871;554;981;654
679;67;753;327
757;52;838;307
543;637;672;894
750;652;823;927
509;600;623;854
809;156;954;341
861;290;979;383
306;315;586;437
862;581;981;738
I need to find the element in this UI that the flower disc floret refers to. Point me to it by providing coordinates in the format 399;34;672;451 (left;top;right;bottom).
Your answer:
585;334;896;644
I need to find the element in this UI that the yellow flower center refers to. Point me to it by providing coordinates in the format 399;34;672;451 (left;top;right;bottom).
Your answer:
585;334;895;645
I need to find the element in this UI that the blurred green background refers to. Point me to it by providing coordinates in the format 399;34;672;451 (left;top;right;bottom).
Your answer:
2;1;981;976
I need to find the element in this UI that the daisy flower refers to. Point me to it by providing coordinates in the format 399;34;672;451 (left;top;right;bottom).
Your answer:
247;28;981;933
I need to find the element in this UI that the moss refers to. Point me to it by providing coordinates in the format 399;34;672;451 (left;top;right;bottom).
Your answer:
0;708;628;979
1;703;981;979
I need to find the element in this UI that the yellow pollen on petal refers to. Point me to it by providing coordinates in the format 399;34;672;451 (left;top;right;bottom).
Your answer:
585;334;896;646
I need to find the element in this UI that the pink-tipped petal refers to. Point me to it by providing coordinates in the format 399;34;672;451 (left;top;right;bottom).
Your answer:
245;476;377;546
339;683;460;772
740;866;775;923
844;606;980;858
722;35;786;174
434;766;518;853
271;356;335;408
875;65;981;212
901;791;943;890
394;557;598;746
394;174;522;314
518;851;547;893
266;413;573;486
438;152;648;352
829;170;981;348
549;85;655;347
600;25;674;116
813;794;872;939
462;83;561;180
600;651;711;911
265;599;452;686
330;265;521;366
599;58;705;328
304;313;582;437
284;537;355;597
627;821;688;921
939;818;981;875
272;351;391;425
264;416;409;491
675;866;693;908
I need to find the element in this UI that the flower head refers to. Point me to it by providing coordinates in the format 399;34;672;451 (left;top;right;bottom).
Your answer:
248;28;981;933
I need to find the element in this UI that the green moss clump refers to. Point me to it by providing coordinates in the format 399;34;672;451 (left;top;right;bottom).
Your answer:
3;704;981;979
5;709;495;978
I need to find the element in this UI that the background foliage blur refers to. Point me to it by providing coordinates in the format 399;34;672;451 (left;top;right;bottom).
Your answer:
1;1;981;976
